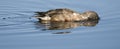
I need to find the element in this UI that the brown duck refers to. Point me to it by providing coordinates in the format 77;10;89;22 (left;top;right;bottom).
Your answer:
35;8;99;22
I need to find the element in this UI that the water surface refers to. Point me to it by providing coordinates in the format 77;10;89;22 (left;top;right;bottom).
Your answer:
0;0;120;49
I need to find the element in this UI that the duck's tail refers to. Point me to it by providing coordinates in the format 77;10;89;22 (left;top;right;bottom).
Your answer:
35;12;46;16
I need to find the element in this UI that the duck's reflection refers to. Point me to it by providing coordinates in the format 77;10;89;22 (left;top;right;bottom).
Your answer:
35;20;99;34
52;31;71;34
35;20;99;30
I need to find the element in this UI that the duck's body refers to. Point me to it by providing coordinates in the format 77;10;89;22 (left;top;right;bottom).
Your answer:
35;8;99;22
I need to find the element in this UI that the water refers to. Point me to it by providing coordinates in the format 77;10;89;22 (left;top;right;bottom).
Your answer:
0;0;120;49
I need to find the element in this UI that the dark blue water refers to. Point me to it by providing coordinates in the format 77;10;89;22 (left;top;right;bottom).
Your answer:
0;0;120;49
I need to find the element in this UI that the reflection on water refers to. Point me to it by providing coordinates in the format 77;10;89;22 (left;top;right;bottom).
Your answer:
52;31;71;34
35;20;99;30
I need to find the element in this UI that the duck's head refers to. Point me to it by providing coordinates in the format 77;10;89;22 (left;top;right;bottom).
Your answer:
82;11;100;20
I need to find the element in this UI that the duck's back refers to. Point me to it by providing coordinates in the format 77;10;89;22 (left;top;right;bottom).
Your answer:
45;8;76;16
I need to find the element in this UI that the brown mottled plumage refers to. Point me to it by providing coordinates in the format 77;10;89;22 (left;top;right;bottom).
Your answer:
35;8;99;22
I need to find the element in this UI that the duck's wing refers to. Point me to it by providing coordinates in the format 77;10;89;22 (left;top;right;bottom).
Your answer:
46;8;76;15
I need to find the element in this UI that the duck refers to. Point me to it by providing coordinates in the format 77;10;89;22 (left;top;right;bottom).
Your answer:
35;8;99;22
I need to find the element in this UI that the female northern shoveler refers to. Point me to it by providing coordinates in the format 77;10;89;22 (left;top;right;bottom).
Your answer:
35;8;99;22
